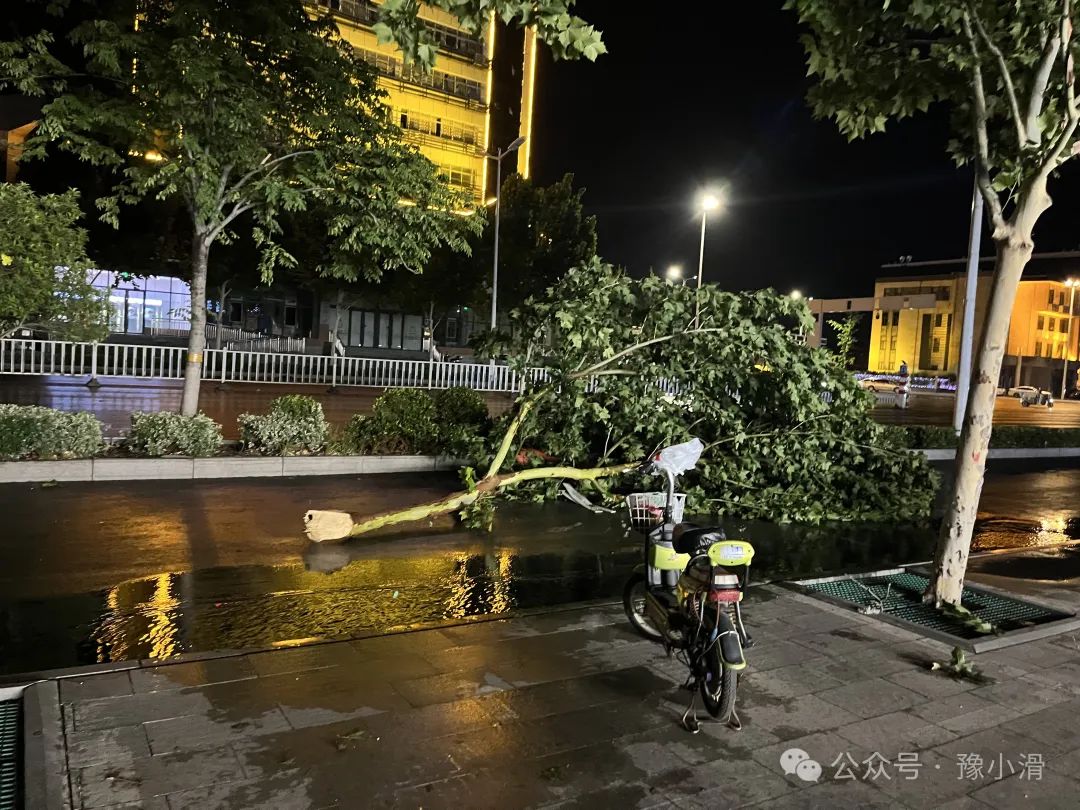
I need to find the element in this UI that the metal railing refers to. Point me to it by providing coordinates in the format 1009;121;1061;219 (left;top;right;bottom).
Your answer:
146;319;261;345
0;338;549;393
225;336;307;354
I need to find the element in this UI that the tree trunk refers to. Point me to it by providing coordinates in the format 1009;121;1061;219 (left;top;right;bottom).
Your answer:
180;236;210;416
927;236;1032;605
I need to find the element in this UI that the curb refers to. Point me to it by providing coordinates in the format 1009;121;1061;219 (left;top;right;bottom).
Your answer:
920;447;1080;461
21;681;69;810
0;454;465;483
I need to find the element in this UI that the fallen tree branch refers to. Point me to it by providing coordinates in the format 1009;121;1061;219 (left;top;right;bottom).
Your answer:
303;461;636;542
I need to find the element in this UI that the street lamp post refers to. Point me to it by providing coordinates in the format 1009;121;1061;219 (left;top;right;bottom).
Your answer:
1062;278;1079;399
695;193;721;324
486;136;526;369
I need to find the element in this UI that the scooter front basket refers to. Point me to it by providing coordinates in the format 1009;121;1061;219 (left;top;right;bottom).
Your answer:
625;492;686;531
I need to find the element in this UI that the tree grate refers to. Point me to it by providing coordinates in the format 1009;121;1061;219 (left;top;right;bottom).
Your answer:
801;572;1071;640
0;700;19;810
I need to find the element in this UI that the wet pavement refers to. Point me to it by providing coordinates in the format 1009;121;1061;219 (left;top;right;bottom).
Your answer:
3;465;1080;676
35;588;1080;809
0;377;514;438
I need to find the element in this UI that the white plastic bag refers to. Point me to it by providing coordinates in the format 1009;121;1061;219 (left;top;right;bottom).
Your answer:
653;437;704;474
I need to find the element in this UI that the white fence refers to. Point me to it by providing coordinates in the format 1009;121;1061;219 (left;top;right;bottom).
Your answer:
0;338;545;393
147;319;261;345
225;336;307;354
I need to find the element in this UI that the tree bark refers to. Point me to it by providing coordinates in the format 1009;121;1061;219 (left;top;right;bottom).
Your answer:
304;461;634;542
927;235;1033;604
180;236;210;416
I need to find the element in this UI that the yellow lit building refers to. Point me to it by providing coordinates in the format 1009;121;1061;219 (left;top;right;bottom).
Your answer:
868;257;1080;391
311;0;538;203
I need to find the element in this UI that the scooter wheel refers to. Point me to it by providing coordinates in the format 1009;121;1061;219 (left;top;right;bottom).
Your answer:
623;573;663;641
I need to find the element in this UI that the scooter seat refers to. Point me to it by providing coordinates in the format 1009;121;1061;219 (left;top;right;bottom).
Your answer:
672;523;726;554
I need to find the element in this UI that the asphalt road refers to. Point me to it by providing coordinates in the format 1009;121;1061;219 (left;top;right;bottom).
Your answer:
874;390;1080;427
0;376;515;438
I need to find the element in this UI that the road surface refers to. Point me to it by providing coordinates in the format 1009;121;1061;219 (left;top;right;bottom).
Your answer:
2;462;1078;673
874;390;1080;427
0;376;514;438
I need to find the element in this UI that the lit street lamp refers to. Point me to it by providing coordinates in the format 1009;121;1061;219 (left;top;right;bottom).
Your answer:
666;264;683;283
790;289;803;300
485;135;526;367
695;191;724;324
1062;278;1079;399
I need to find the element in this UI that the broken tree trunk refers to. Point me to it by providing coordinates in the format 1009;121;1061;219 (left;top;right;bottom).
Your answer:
303;462;634;542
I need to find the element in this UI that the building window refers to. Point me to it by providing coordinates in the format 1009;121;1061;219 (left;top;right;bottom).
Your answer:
933;337;941;353
1058;343;1065;358
446;317;459;342
1061;292;1067;307
1050;318;1056;332
934;313;943;327
1050;289;1057;306
439;165;477;192
1038;315;1045;330
284;306;297;327
1035;341;1042;357
1062;318;1069;332
400;112;408;128
229;301;243;323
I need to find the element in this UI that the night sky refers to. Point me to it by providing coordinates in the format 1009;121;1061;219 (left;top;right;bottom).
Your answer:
529;1;1080;298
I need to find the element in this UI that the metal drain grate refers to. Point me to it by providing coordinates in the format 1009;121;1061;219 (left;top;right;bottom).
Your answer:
802;572;1071;640
0;700;19;810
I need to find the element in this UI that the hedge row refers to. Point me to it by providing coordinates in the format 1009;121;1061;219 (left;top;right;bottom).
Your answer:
883;424;1080;450
0;388;493;461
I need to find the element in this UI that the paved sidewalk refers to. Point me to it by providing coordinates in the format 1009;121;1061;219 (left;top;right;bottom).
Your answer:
39;586;1080;809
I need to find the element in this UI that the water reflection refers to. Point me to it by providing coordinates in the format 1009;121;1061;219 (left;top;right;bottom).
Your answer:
1;499;1076;675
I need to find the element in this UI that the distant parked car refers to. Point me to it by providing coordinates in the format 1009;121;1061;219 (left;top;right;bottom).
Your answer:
859;377;900;393
1007;385;1041;399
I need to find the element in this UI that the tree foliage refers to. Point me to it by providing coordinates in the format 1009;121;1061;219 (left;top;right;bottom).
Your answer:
827;313;862;369
482;260;935;524
481;174;597;311
788;0;1080;604
0;183;106;340
3;0;477;283
373;0;605;67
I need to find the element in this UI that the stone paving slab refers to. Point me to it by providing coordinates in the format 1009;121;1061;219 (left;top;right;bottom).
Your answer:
37;587;1080;808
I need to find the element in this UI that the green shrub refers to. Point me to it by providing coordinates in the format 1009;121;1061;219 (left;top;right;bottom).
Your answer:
430;387;491;458
886;424;1080;450
0;404;101;460
431;387;488;428
239;395;328;455
126;412;222;457
345;388;438;454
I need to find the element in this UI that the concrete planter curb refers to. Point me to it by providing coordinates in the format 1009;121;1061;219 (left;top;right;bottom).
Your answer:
21;681;69;810
0;454;464;483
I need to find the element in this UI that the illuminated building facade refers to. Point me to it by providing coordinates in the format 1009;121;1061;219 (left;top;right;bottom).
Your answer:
868;255;1080;392
311;0;537;203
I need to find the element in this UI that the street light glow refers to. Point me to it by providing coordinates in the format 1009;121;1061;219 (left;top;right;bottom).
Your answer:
701;193;721;212
666;265;683;281
1066;278;1079;288
790;289;803;300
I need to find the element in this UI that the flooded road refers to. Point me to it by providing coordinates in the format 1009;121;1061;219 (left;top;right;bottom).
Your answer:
2;463;1079;675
